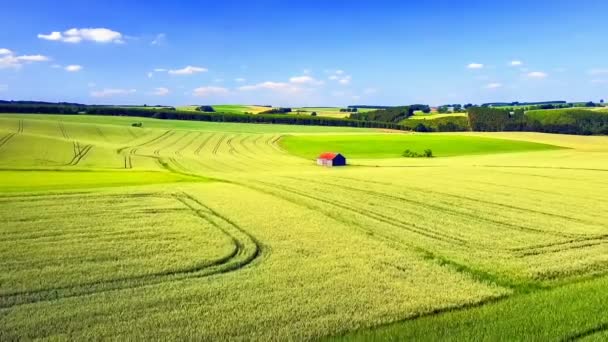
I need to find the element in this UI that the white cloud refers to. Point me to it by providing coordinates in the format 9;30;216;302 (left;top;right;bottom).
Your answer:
147;72;154;78
289;75;323;85
0;48;12;55
527;71;548;79
352;95;361;101
591;79;607;84
193;86;229;97
235;78;246;83
16;55;49;62
363;88;377;94
168;65;208;75
303;69;311;74
467;63;484;69
38;28;124;44
214;78;224;83
51;64;62;68
327;70;351;84
338;75;352;85
0;51;50;69
588;68;608;75
238;81;292;91
151;33;166;46
90;88;136;97
152;87;170;96
0;56;19;69
37;31;63;41
485;82;503;89
87;82;96;88
65;64;83;72
153;68;167;72
509;60;523;66
0;84;7;92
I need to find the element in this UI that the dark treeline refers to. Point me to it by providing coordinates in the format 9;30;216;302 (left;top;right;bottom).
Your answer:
348;105;393;109
401;116;470;132
260;107;292;114
468;107;608;135
409;104;431;113
350;106;413;122
481;101;567;107
0;103;409;130
0;100;86;106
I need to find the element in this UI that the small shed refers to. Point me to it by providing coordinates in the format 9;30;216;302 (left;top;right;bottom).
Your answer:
316;152;346;167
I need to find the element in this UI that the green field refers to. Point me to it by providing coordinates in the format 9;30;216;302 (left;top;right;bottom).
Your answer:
292;107;382;118
280;134;563;159
1;113;608;340
177;104;274;114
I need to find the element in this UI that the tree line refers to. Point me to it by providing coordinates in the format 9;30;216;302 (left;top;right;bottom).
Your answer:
467;107;608;135
0;103;410;130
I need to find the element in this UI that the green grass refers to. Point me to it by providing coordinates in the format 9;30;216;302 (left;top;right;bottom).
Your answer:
0;113;376;133
1;113;608;340
331;274;608;341
280;134;563;159
0;170;197;192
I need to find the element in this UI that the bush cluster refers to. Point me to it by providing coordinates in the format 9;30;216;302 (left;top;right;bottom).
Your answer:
403;149;433;158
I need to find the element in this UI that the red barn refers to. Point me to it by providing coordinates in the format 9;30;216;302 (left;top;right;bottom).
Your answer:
316;152;346;167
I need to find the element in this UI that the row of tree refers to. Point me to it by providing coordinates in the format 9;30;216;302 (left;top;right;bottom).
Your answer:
259;107;292;114
349;106;413;122
0;104;409;130
467;107;608;135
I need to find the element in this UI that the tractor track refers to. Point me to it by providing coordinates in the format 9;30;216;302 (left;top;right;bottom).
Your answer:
0;192;263;309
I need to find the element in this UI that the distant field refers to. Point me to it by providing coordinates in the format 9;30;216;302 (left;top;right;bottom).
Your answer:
176;104;273;114
280;134;563;159
1;113;608;340
0;113;374;133
292;107;382;118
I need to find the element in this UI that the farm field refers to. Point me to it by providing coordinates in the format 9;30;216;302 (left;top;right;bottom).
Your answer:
176;104;274;114
292;107;381;118
1;114;608;340
280;134;563;159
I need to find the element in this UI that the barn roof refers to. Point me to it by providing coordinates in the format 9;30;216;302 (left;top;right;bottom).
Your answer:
318;152;342;160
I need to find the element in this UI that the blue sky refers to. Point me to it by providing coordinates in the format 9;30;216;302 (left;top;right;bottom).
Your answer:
1;0;607;106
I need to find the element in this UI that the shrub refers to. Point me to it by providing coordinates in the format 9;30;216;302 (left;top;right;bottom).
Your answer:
403;149;433;158
196;105;215;112
131;122;143;127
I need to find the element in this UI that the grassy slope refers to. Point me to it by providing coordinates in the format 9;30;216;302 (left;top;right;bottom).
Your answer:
0;170;197;192
0;113;375;133
1;114;608;340
280;134;563;159
331;274;608;341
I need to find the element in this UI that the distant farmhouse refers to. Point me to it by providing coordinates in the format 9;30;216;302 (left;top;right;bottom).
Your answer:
316;152;346;167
